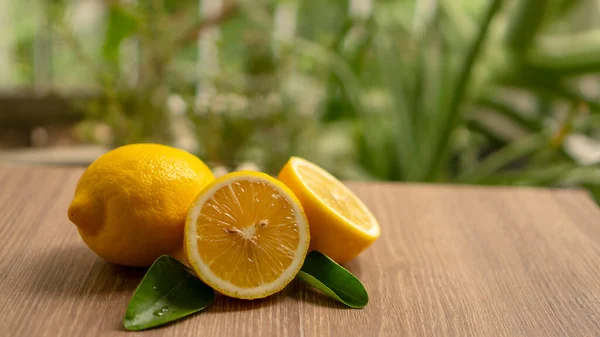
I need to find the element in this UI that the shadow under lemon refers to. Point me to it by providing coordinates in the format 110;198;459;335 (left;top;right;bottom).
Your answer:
19;245;145;297
18;243;365;302
207;292;282;313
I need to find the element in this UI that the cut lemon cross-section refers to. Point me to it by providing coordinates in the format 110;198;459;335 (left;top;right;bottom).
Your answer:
278;157;380;264
184;171;310;299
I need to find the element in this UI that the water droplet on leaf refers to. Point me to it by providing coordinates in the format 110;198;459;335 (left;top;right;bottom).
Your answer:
153;307;169;317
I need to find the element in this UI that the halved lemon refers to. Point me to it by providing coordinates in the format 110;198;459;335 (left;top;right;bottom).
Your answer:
184;171;310;299
278;157;380;264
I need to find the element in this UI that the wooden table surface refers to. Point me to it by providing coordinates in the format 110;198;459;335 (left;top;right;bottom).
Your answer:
1;164;600;337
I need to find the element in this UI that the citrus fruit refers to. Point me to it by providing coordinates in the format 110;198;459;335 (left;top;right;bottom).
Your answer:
184;171;310;299
68;143;215;267
278;157;380;264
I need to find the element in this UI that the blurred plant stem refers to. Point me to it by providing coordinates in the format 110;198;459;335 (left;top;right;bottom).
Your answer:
425;0;504;181
505;0;552;52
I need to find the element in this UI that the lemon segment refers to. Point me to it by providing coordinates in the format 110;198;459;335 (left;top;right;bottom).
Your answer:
278;157;380;264
184;171;310;299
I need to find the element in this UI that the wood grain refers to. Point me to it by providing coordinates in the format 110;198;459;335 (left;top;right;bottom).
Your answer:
1;164;600;337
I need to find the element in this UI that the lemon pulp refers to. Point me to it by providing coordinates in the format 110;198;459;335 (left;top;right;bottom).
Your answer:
185;171;310;299
295;161;375;231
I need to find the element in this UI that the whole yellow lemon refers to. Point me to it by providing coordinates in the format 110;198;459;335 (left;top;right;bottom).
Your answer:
68;144;214;267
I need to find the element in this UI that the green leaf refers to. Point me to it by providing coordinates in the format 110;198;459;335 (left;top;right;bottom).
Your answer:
426;0;504;181
297;251;368;308
505;0;553;53
123;256;214;331
296;0;348;46
103;5;139;63
374;32;415;181
476;96;542;133
527;30;600;75
456;133;550;184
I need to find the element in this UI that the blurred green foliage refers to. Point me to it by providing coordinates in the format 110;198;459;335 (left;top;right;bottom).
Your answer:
8;0;600;199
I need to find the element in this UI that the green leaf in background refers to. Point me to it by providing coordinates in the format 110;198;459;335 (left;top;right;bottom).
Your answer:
297;0;348;46
103;5;139;63
123;255;214;331
297;251;368;308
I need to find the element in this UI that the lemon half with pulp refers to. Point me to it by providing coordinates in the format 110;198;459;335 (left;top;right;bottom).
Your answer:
184;171;310;299
278;157;380;264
